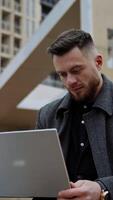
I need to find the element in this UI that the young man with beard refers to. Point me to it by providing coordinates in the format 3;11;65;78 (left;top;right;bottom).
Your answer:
35;29;113;200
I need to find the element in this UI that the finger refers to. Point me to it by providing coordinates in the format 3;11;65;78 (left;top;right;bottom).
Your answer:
58;188;82;198
58;199;73;200
74;180;86;187
70;182;76;188
70;180;85;188
58;198;79;200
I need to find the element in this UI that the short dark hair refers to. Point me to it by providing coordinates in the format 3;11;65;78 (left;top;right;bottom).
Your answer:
47;29;95;56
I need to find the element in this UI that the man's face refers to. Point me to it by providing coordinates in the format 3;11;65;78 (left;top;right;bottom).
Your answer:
53;47;103;102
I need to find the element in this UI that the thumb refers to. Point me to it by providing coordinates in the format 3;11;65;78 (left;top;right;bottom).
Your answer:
70;182;76;188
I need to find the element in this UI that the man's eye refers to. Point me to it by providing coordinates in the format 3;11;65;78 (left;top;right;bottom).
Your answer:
72;68;82;74
73;69;80;74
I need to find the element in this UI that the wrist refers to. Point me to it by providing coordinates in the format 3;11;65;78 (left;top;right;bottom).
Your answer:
95;180;110;200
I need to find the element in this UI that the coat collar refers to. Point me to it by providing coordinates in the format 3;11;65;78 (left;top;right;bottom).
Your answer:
93;74;113;116
56;93;72;118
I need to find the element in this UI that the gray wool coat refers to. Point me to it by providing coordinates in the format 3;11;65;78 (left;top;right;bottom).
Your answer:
36;75;113;200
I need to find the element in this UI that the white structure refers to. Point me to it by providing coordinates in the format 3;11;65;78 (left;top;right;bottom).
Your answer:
0;0;78;130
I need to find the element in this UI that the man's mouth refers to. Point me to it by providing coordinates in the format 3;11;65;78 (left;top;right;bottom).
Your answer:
70;86;83;92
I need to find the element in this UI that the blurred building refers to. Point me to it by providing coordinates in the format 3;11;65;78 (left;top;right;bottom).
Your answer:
0;0;41;72
0;0;62;89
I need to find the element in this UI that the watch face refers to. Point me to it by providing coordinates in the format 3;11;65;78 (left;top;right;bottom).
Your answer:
100;190;109;200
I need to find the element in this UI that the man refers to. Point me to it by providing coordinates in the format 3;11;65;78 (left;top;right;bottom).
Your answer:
36;29;113;200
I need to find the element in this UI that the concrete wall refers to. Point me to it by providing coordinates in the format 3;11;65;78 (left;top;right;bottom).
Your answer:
92;0;113;80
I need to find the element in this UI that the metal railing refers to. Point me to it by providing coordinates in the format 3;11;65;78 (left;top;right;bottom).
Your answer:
1;21;10;31
14;25;21;34
1;0;11;9
14;3;21;12
1;44;10;54
14;47;20;55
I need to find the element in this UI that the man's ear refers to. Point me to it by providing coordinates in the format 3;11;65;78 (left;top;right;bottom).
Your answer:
95;55;103;70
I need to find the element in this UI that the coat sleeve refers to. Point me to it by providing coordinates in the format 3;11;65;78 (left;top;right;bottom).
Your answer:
35;98;62;130
35;104;50;129
96;176;113;200
35;109;45;129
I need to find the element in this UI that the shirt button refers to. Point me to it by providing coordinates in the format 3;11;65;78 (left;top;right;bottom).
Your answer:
80;142;85;147
81;120;85;124
83;105;87;109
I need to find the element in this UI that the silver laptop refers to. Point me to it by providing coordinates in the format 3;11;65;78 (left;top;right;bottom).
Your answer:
0;129;70;198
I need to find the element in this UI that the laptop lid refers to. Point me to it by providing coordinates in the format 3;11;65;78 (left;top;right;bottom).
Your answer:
0;129;69;198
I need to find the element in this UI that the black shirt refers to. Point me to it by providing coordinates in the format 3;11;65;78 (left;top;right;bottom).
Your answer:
66;100;98;182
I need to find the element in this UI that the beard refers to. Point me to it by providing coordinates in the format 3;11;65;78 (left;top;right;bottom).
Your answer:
69;78;102;103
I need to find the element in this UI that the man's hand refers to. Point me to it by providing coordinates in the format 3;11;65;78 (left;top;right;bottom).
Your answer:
58;180;101;200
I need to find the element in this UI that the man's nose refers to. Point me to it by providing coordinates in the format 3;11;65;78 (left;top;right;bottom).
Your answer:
66;73;77;85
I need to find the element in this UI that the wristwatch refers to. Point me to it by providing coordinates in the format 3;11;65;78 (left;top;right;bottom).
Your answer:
95;180;109;200
100;189;109;200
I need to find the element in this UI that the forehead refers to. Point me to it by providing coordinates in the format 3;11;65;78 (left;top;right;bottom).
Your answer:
53;47;88;69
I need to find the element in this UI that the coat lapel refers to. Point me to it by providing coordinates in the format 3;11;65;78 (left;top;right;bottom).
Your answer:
58;110;71;162
55;93;72;161
84;109;112;177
